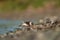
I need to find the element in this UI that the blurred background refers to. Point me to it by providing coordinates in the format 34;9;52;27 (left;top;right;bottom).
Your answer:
0;0;60;40
0;0;60;20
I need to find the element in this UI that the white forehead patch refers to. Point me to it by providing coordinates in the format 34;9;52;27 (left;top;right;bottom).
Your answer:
22;23;28;26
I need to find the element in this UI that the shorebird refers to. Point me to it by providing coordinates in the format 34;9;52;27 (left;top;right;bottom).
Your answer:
19;21;34;31
43;16;58;30
21;21;34;27
49;16;59;29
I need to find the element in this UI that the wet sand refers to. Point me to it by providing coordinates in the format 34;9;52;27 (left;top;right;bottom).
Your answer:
0;28;60;40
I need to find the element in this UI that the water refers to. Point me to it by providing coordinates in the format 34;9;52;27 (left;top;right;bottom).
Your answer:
0;19;38;34
0;19;23;34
